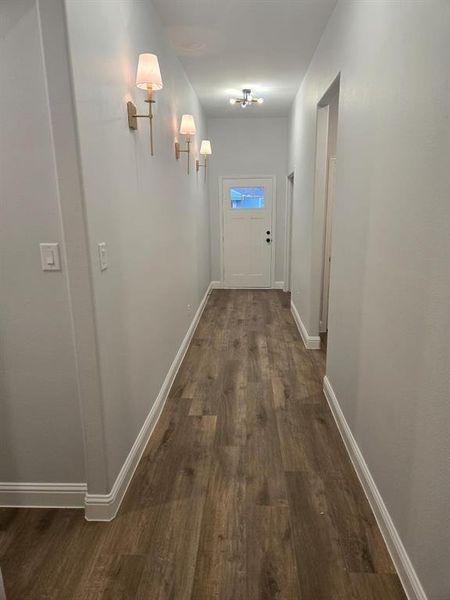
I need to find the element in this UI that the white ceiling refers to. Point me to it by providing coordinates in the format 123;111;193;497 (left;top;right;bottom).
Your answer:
152;0;337;117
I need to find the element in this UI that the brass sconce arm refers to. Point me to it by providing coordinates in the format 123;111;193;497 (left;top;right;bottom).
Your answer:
127;89;156;155
175;137;192;174
196;155;208;181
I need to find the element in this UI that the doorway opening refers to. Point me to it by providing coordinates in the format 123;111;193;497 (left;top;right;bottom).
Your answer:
284;172;294;292
311;75;340;354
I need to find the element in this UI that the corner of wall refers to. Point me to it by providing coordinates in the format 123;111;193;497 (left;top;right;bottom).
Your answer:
38;0;109;495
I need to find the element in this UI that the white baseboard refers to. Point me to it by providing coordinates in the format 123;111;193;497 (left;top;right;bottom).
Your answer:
85;281;214;521
210;281;285;290
0;482;86;508
323;376;427;600
290;301;321;349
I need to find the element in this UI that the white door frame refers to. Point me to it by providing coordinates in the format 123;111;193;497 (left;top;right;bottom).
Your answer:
284;172;294;292
311;73;340;341
310;104;330;341
319;157;336;332
219;175;277;288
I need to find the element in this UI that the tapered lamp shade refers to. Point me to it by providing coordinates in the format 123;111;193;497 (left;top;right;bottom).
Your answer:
200;140;212;156
136;53;163;91
179;114;197;136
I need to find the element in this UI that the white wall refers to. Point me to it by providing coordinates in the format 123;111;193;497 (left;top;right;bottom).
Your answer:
65;0;211;488
207;117;288;284
0;0;85;483
288;2;450;598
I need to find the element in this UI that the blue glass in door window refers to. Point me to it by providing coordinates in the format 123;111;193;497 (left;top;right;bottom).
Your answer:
230;186;265;209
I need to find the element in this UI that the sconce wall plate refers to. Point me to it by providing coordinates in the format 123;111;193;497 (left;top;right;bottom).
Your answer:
127;101;138;130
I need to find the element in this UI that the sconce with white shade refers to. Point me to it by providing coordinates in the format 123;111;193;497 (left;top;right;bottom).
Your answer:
127;53;163;155
175;114;196;174
196;140;212;180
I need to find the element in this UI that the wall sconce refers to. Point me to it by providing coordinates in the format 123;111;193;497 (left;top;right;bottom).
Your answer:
175;114;196;174
196;140;212;181
127;53;163;156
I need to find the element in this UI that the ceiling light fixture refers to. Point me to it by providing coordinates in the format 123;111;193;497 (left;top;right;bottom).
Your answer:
229;88;264;108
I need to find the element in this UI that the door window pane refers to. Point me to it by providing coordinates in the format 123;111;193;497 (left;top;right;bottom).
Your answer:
230;186;265;209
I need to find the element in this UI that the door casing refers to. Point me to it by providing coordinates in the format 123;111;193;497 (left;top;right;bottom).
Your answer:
284;172;294;292
319;157;336;332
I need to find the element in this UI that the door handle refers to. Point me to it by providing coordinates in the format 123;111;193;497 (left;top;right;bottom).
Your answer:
266;238;271;243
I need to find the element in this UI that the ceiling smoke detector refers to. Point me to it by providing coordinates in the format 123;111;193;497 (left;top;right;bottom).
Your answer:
229;88;264;108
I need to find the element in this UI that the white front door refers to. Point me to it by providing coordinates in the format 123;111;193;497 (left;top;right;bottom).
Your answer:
222;178;273;287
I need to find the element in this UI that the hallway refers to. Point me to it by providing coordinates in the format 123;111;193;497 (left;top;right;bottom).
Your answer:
0;290;405;599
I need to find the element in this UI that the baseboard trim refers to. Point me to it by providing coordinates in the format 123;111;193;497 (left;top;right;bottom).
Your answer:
85;281;214;521
0;482;86;508
290;301;321;349
323;376;427;600
210;281;285;290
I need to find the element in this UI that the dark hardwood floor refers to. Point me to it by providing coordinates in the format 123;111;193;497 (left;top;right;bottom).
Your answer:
0;290;406;599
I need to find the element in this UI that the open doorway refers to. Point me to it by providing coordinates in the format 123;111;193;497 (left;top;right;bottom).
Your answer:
312;76;340;355
284;172;294;292
320;156;336;335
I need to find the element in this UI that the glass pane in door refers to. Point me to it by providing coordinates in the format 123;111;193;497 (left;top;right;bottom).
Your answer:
230;186;265;209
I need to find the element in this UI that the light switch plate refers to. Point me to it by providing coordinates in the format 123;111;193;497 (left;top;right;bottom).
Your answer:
98;242;108;271
40;243;61;271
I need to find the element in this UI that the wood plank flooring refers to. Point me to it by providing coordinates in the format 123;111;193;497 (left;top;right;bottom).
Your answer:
0;290;406;599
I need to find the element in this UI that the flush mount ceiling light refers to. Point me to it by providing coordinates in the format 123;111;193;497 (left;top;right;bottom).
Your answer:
229;88;264;108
